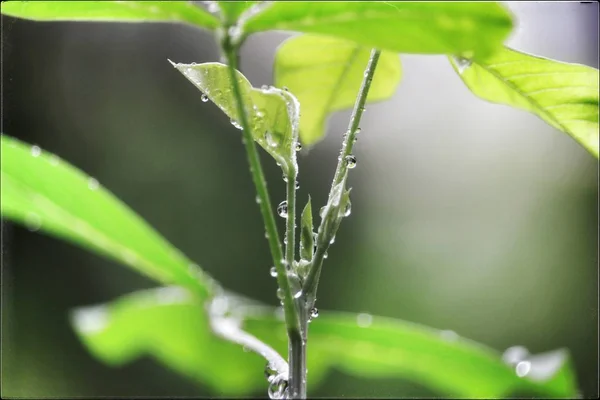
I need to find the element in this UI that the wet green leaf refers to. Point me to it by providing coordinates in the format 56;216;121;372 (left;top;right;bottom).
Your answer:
0;135;212;298
170;61;299;172
450;47;599;158
299;195;314;261
71;287;579;398
243;2;513;59
0;0;219;30
275;34;401;146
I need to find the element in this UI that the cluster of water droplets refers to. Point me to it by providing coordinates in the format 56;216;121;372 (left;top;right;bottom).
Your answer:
265;363;289;399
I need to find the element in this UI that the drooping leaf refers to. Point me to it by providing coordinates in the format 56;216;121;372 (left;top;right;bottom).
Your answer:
299;195;314;261
242;2;514;60
170;61;299;172
450;47;599;158
275;34;402;146
72;287;579;398
0;0;219;30
70;287;267;396
0;135;213;298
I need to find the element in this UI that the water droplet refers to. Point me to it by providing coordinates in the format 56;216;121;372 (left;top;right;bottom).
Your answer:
265;131;278;147
277;201;288;218
201;93;209;102
295;181;300;190
345;155;357;169
268;373;288;399
72;305;108;334
49;155;60;166
515;361;531;378
283;237;288;245
231;119;243;130
256;196;262;204
329;236;336;245
265;232;270;239
270;266;277;277
282;86;289;92
282;174;288;183
342;201;352;217
88;177;99;190
261;84;269;90
293;290;302;299
25;212;42;232
355;128;362;134
323;252;328;259
264;362;277;381
353;137;358;144
454;56;472;74
31;145;41;157
356;313;373;327
276;288;285;300
361;107;366;113
309;307;319;321
440;330;459;341
295;143;302;151
502;346;529;366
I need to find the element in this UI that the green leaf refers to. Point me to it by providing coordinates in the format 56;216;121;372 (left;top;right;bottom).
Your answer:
0;134;213;299
170;61;299;171
70;287;267;396
216;1;258;24
275;34;402;146
243;2;514;59
72;287;579;398
0;0;220;30
299;195;314;261
450;47;599;158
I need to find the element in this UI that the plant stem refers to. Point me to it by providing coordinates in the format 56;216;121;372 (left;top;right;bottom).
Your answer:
304;49;382;309
221;38;301;341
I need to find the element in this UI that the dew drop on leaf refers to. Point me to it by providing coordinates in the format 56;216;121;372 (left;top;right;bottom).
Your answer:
270;266;277;277
31;145;41;157
356;313;373;327
515;361;531;378
201;93;209;102
454;56;472;74
25;212;42;232
355;128;361;134
345;155;357;169
48;155;60;166
276;288;285;300
88;178;99;190
282;174;288;183
268;373;288;399
231;119;243;130
295;181;300;190
309;307;319;322
277;201;288;218
295;142;302;151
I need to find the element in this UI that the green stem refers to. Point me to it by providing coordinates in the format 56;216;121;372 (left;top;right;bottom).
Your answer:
304;49;382;308
221;38;300;339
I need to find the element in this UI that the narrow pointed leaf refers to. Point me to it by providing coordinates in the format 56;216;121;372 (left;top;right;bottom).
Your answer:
72;287;578;398
300;195;314;261
0;0;219;30
450;47;599;158
0;135;212;298
242;2;513;59
170;61;299;171
275;34;402;146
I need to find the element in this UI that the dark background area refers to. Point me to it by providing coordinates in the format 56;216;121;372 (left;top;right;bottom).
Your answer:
1;2;598;398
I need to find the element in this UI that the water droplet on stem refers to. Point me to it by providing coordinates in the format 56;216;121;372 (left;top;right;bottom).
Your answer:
277;201;288;218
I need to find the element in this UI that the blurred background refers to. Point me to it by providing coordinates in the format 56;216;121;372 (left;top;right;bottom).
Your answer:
1;1;598;398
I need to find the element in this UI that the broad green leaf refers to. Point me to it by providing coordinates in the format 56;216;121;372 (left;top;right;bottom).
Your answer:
299;195;314;261
170;61;299;172
275;34;402;146
72;287;579;398
0;135;213;299
0;1;219;30
242;2;514;60
216;1;258;24
450;47;599;158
